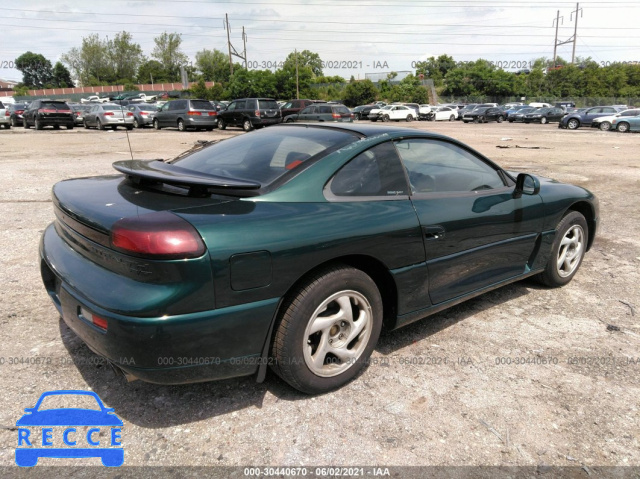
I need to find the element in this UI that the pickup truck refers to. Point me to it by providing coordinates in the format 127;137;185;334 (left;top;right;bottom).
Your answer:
80;95;109;104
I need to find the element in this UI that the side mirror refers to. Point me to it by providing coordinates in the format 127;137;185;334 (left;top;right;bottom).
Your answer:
513;173;540;198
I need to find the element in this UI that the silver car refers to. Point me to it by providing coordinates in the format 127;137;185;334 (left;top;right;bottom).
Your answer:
128;104;158;128
83;104;134;130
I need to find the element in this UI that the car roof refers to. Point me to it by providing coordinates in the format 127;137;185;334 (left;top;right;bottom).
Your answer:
273;122;450;141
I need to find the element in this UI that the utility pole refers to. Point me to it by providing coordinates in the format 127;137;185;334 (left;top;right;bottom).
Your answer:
242;27;248;70
552;10;563;67
225;14;233;75
295;49;299;99
570;3;582;63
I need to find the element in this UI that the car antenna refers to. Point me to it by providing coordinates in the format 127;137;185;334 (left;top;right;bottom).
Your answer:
117;101;134;160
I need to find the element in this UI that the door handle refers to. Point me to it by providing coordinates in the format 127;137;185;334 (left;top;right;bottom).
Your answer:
422;225;445;240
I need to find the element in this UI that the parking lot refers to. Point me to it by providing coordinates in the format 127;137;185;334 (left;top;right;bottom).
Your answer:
0;121;639;471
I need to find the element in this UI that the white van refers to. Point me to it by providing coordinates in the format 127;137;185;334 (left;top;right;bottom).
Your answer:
528;102;551;108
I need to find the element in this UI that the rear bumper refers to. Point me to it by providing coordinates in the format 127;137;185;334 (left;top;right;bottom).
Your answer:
40;223;278;384
185;116;218;127
36;115;74;126
252;117;281;126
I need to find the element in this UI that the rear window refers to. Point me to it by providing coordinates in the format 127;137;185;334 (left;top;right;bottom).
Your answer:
138;105;157;111
335;106;350;114
190;100;214;110
103;105;125;111
42;101;69;110
172;126;359;189
258;100;278;110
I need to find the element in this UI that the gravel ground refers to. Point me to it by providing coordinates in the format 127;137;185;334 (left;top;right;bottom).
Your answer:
0;121;638;474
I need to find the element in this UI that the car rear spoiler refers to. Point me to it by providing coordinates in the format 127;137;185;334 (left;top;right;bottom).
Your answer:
113;160;261;196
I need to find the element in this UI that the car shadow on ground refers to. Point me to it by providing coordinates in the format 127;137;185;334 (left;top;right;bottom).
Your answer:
58;279;535;428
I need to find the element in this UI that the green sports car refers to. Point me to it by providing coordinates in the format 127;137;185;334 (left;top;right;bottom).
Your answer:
40;123;598;394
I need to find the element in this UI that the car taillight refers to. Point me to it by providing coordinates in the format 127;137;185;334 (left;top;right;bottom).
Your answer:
4;111;8;116
110;211;206;259
140;112;148;116
17;110;24;114
208;111;217;116
332;113;341;119
39;109;58;113
188;111;201;116
104;112;114;116
126;112;133;116
255;110;260;117
80;307;108;331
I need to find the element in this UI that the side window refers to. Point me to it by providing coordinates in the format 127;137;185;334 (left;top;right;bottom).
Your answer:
227;102;236;111
602;107;616;114
395;139;507;194
300;106;314;114
327;142;408;199
245;100;256;110
235;101;246;110
318;106;332;114
160;103;170;111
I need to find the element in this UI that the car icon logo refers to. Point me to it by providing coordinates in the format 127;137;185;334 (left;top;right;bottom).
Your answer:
15;390;123;467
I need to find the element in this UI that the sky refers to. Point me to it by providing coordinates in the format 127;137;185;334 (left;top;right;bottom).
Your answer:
2;0;640;84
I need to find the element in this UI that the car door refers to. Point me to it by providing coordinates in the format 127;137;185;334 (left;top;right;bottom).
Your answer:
156;102;170;126
395;137;544;305
297;105;316;121
549;108;564;121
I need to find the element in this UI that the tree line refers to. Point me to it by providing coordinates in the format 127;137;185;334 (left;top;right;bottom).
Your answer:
12;33;640;104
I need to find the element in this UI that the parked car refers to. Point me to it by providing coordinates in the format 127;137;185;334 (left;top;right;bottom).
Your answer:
128;103;159;128
376;105;416;122
280;99;316;118
528;102;552;108
508;107;536;123
210;100;227;112
217;98;281;131
504;102;525;109
80;95;102;104
284;103;353;123
0;101;10;129
591;109;640;131
427;106;457;122
368;105;394;122
23;100;74;130
40;123;598;394
522;107;566;124
559;106;624;129
612;113;640;133
503;105;530;120
462;107;505;123
7;102;29;127
83;103;134;130
418;104;433;120
154;99;218;131
70;104;92;125
456;104;479;120
352;104;377;121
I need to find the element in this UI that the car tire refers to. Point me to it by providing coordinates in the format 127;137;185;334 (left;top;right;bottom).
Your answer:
24;119;31;129
270;264;383;395
153;119;161;130
35;119;43;130
83;120;89;129
540;116;548;124
218;118;227;130
97;119;105;130
406;115;413;122
178;119;186;131
473;117;480;123
616;122;630;133
10;117;17;127
67;124;74;130
126;125;133;130
599;121;611;131
243;119;254;132
382;115;390;122
133;118;140;128
567;119;580;129
536;211;588;288
497;115;504;123
508;119;514;123
285;118;294;123
449;115;455;121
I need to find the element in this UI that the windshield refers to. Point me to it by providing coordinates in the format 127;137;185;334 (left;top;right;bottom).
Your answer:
172;126;359;188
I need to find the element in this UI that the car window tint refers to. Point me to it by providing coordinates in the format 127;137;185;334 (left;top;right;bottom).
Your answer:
336;107;350;114
174;127;358;187
259;100;278;110
329;142;408;198
318;106;332;114
395;139;505;194
190;100;214;110
300;106;314;114
235;101;246;110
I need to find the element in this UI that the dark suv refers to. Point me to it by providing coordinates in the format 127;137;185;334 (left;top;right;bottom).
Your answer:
153;99;218;131
558;106;623;129
218;98;281;131
23;100;74;130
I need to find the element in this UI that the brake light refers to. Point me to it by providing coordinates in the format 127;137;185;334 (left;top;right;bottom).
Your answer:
4;111;8;116
39;109;58;113
140;112;148;116
17;110;24;115
126;112;133;116
110;211;206;259
208;111;217;116
188;111;202;116
255;110;260;117
103;112;114;116
332;113;341;119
